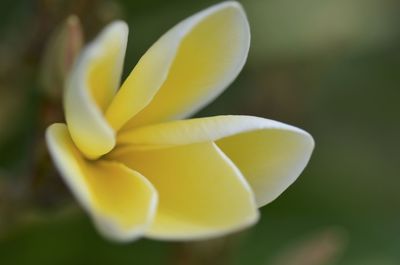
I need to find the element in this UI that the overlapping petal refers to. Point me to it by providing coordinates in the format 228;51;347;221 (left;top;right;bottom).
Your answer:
109;141;258;240
118;115;314;206
106;1;250;130
45;1;315;243
64;21;128;159
46;124;158;242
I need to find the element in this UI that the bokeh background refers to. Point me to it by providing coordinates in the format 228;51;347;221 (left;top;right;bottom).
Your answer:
0;0;399;264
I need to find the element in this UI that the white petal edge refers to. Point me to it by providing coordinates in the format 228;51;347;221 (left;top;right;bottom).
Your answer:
110;141;259;241
118;115;314;207
106;1;250;130
65;21;128;159
145;143;260;241
118;115;313;148
46;123;158;242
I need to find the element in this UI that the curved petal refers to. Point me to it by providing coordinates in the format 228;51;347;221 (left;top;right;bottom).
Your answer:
106;1;250;130
118;115;314;207
65;21;128;159
46;124;157;242
110;141;259;240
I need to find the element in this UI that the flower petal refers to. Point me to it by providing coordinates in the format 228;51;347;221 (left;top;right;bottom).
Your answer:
118;115;314;207
65;21;128;159
106;1;250;130
110;141;259;240
46;124;157;242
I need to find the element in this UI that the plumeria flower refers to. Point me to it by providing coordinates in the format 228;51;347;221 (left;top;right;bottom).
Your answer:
46;1;314;242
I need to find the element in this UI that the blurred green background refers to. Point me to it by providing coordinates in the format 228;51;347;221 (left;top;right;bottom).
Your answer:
0;0;399;264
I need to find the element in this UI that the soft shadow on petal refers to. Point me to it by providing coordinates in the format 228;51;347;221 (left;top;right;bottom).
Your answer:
65;21;128;159
118;115;314;207
109;141;259;240
46;124;158;242
106;1;250;130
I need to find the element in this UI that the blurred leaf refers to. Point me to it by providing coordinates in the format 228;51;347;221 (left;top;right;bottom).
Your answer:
0;89;26;143
0;211;169;265
269;227;347;265
246;0;399;61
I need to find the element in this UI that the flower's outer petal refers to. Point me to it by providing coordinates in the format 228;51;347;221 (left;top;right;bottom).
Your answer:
46;124;157;242
65;21;128;159
118;115;314;207
110;142;259;240
106;1;250;130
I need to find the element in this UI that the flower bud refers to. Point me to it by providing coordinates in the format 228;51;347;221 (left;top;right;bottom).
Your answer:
40;15;83;99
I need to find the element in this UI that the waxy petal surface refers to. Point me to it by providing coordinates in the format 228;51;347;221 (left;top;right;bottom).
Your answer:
46;124;157;242
106;1;250;130
65;21;128;159
45;1;315;243
118;115;314;206
110;141;258;240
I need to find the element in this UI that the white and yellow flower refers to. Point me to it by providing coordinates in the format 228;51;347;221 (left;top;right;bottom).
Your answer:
46;1;314;242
